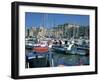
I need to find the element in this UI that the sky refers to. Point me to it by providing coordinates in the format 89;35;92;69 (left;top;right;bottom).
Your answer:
25;12;89;28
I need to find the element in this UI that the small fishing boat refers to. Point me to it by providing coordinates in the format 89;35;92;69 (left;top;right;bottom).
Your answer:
25;52;50;68
65;44;89;55
25;37;36;49
76;45;89;55
25;41;34;49
52;46;66;54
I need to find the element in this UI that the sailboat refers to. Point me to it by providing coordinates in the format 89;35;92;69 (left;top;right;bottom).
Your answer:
65;24;89;55
32;13;49;54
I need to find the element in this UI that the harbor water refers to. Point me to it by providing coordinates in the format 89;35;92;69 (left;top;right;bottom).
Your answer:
25;49;89;68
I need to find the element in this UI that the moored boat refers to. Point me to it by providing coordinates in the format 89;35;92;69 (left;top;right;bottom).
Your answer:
65;44;89;55
52;46;66;54
33;47;49;53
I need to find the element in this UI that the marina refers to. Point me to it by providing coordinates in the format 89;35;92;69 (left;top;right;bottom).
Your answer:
25;12;90;68
25;38;89;68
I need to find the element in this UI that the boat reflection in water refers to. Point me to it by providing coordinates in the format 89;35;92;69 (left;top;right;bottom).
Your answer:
25;38;89;68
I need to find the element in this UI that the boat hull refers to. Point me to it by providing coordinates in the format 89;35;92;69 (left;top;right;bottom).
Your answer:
33;47;49;53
